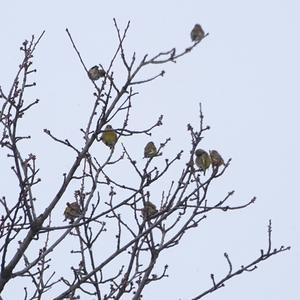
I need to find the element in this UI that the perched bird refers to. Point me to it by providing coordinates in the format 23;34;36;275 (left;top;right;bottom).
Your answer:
142;201;158;220
101;125;118;149
88;66;105;81
191;24;205;42
144;141;157;158
209;150;225;167
195;149;211;174
64;202;81;222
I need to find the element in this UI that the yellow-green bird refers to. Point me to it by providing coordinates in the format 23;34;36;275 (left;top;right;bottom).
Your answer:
101;125;118;149
64;202;81;222
88;66;105;81
195;149;211;174
191;24;205;42
209;150;225;167
142;201;158;220
144;141;157;158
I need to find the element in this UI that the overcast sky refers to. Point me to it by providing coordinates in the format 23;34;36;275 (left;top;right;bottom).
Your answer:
1;1;299;299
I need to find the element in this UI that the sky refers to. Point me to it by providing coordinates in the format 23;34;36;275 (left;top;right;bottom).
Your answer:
0;0;299;299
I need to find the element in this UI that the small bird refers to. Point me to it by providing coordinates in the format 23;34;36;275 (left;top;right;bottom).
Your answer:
209;150;225;168
142;201;158;220
144;141;157;158
88;66;105;81
101;125;118;149
64;202;82;222
195;149;211;174
191;24;205;42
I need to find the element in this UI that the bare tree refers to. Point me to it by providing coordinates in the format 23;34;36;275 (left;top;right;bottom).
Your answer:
0;20;290;300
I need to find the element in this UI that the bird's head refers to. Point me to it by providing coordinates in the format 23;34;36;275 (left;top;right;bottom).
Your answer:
195;149;206;157
105;125;113;130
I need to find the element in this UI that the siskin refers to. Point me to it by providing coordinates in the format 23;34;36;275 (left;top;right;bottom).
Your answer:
64;202;81;222
195;149;211;174
142;201;158;220
144;141;158;158
101;125;118;149
88;66;105;81
209;150;225;167
191;24;205;42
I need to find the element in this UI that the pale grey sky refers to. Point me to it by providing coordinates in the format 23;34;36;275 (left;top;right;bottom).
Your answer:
0;1;299;299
